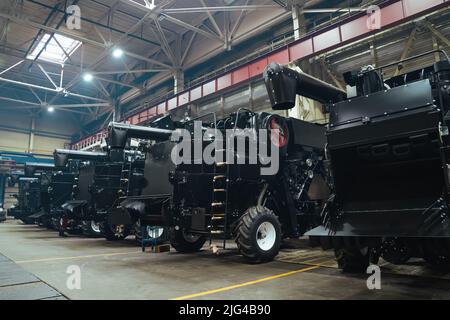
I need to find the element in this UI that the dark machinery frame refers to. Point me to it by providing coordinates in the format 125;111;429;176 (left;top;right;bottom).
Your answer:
265;49;450;271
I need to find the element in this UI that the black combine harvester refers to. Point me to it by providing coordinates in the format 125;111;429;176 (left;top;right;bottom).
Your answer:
106;116;175;243
9;177;41;224
111;110;330;262
44;161;80;231
265;50;450;271
9;163;56;226
54;149;108;236
53;147;153;241
0;157;14;222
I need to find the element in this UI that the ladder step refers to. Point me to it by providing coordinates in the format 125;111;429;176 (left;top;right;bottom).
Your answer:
210;230;224;235
215;162;228;167
211;217;225;221
211;202;225;207
213;175;226;181
214;189;226;192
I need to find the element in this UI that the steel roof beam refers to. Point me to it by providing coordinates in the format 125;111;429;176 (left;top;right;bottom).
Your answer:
162;5;280;13
0;12;172;69
159;13;223;42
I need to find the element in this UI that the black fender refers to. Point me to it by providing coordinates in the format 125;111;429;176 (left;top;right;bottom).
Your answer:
61;200;89;219
107;199;145;226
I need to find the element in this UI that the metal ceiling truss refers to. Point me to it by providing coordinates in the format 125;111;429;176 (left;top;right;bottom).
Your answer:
0;0;358;126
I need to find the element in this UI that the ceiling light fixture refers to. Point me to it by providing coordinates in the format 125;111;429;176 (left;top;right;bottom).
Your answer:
112;48;124;58
83;73;93;82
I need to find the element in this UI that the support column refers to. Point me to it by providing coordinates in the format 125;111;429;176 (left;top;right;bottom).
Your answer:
370;41;379;67
28;116;35;153
292;3;306;41
288;3;310;121
174;69;185;94
0;175;4;208
113;99;121;122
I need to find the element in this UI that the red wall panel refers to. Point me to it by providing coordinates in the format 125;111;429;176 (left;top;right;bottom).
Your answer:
178;91;190;106
313;28;341;52
148;107;157;116
289;39;313;61
268;50;290;65
217;73;232;90
202;80;216;96
139;110;148;123
403;0;443;17
190;86;202;101
232;67;250;84
168;97;178;110
249;58;268;78
380;2;405;27
340;16;371;42
157;102;166;114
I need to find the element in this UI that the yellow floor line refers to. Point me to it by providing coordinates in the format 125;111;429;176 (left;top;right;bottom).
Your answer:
15;251;139;264
171;265;320;300
300;261;338;269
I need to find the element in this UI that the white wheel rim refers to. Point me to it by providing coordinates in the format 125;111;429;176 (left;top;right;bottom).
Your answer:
256;222;276;251
91;220;101;233
147;226;164;239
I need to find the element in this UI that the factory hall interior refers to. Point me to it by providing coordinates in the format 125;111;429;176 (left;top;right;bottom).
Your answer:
1;0;450;303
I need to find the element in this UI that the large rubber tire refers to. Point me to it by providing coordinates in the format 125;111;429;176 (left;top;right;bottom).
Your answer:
235;206;282;263
335;247;378;273
101;222;130;241
380;238;412;265
81;220;103;238
170;228;206;253
135;220;166;244
423;254;450;270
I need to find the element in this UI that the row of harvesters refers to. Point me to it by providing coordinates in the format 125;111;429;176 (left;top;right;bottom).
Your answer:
10;49;450;271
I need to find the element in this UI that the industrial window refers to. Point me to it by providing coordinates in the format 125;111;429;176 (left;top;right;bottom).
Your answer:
27;34;82;64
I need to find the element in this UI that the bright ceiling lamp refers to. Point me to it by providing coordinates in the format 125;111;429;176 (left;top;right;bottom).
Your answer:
27;34;82;64
47;106;55;112
112;48;124;58
83;73;94;82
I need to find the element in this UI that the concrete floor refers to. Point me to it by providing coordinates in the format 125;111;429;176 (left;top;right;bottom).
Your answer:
1;219;450;300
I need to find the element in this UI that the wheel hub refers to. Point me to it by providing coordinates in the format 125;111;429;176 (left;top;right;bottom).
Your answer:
114;225;125;237
256;222;276;251
90;220;101;233
183;230;201;243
